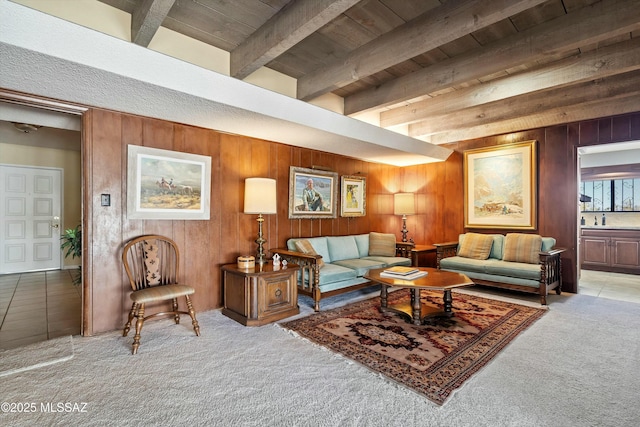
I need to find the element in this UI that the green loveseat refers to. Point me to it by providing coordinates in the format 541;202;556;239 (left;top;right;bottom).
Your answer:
435;233;565;305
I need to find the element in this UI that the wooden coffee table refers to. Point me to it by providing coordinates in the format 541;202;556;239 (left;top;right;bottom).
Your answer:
364;267;473;325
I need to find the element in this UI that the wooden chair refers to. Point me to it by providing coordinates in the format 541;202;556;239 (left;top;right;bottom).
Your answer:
121;235;200;354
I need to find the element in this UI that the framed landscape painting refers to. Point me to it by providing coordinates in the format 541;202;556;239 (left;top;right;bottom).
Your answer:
340;175;366;217
464;140;537;229
288;166;338;219
127;145;211;220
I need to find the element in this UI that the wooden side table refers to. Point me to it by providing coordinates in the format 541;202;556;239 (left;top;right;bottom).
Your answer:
410;245;437;267
222;262;299;326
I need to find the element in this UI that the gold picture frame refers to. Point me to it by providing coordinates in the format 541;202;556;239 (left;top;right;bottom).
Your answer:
288;166;338;219
340;175;366;217
464;140;537;229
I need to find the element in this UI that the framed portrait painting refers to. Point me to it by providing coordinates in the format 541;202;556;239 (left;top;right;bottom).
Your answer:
127;145;211;220
464;140;537;229
340;175;366;217
288;166;338;219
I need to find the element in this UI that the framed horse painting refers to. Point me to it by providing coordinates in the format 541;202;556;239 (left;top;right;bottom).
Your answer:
126;145;211;220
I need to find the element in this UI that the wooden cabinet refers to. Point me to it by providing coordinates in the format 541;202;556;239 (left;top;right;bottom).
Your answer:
222;262;299;326
581;228;640;274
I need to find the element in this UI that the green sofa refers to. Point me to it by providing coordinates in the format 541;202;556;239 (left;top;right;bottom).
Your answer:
435;233;565;305
272;233;412;311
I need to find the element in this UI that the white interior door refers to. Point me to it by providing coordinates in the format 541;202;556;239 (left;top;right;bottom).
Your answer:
0;165;62;274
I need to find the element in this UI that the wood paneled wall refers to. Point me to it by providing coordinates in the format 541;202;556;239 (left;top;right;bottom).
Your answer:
82;109;410;334
81;108;640;335
420;112;640;298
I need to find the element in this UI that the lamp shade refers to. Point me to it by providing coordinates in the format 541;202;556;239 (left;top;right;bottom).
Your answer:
244;178;277;214
394;193;415;215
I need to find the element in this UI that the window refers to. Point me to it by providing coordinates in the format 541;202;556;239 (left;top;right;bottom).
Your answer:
581;179;640;211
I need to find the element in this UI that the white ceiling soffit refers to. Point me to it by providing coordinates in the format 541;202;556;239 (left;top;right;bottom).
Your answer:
0;102;81;131
0;1;452;167
578;140;640;155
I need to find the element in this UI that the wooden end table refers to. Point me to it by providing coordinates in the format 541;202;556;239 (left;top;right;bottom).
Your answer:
364;267;473;325
222;262;299;326
410;244;437;267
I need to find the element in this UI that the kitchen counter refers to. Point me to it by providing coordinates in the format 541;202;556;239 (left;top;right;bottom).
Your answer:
581;226;640;230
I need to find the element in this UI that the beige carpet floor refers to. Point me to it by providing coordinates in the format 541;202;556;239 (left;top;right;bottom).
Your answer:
1;288;639;426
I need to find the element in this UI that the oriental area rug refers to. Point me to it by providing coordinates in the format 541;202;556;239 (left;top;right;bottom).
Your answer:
280;289;546;405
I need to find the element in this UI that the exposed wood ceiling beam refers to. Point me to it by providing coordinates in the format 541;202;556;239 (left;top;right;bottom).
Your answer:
429;92;640;145
409;71;640;137
231;0;360;79
296;0;548;101
381;37;640;129
131;0;175;47
345;0;640;116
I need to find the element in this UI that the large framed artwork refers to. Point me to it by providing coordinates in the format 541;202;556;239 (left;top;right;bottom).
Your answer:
464;140;537;229
288;166;338;219
127;145;211;220
340;175;366;217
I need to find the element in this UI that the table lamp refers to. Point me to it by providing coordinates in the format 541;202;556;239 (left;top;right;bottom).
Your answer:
394;193;415;243
244;178;277;264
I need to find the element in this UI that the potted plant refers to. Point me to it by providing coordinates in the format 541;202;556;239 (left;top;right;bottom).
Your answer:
60;224;82;285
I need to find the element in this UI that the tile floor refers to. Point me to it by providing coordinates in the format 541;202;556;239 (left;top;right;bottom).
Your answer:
0;268;638;351
0;270;81;350
578;269;640;304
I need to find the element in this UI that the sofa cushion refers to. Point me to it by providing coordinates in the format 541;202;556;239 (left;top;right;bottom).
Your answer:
290;237;331;263
441;269;541;289
458;232;494;260
326;236;360;262
316;263;358;285
333;258;386;276
295;239;325;268
369;232;396;256
541;237;556;252
362;255;412;267
484;259;541;281
489;234;505;259
354;234;370;258
440;256;488;275
503;233;542;264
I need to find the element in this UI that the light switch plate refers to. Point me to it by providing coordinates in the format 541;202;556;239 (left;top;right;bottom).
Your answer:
101;194;111;206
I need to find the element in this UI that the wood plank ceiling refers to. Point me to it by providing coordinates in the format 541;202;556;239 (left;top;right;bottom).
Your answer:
98;0;640;145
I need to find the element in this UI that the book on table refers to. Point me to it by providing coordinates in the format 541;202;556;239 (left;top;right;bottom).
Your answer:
381;266;420;276
380;270;428;280
379;266;427;280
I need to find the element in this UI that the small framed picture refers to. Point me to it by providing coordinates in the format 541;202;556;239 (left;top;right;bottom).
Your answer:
340;175;366;217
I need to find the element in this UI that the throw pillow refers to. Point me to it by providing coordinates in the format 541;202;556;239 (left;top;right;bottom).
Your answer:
295;239;325;268
457;233;494;260
503;233;543;264
368;232;396;257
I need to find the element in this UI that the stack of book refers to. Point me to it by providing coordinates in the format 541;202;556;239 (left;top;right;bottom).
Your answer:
379;266;427;280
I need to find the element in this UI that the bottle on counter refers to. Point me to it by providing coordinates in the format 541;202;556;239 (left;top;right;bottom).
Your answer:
602;213;606;226
581;216;585;226
594;215;598;226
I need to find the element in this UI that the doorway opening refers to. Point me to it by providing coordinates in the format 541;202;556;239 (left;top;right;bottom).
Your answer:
577;140;640;300
0;95;84;349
